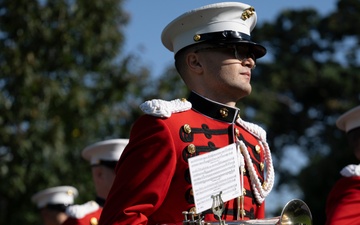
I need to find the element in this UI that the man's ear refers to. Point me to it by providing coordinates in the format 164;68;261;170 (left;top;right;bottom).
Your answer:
187;52;203;74
92;166;103;179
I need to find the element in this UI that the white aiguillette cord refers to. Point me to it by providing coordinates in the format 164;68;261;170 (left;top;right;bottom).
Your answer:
237;139;274;205
236;117;275;205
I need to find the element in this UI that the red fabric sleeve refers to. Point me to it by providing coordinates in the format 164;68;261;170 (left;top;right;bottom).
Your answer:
325;176;360;225
99;116;177;225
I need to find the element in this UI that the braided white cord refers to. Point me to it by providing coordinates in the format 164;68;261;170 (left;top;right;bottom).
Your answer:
140;98;192;118
237;118;266;140
259;141;275;194
236;140;245;168
66;201;99;219
341;164;360;177
236;118;275;204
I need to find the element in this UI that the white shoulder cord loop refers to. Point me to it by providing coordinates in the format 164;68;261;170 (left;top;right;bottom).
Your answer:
236;118;275;204
341;164;360;177
65;201;100;219
140;98;192;118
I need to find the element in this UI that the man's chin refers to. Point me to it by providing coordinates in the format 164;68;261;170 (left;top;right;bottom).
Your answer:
240;88;252;98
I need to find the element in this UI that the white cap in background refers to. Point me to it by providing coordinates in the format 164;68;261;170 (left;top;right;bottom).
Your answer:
32;186;78;209
82;139;129;166
336;106;360;133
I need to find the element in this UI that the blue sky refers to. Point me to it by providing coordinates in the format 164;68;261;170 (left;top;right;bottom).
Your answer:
123;0;338;77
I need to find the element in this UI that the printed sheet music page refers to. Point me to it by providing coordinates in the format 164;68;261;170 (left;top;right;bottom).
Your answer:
188;143;241;213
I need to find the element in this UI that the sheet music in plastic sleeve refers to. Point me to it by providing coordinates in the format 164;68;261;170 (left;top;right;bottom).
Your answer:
188;143;241;213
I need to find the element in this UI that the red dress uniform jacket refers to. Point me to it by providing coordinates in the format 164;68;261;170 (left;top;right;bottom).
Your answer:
63;200;103;225
99;92;274;225
325;166;360;225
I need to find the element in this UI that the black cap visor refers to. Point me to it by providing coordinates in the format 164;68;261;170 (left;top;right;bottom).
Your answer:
194;30;266;58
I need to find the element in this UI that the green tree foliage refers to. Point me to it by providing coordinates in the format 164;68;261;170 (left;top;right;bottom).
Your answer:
0;0;151;224
152;65;189;100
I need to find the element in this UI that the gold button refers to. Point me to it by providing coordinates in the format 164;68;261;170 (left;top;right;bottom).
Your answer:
183;124;191;134
235;128;240;136
241;209;246;216
255;145;261;154
181;98;187;102
190;188;194;196
90;217;98;225
260;162;264;171
219;108;228;118
189;206;197;214
262;181;268;189
187;144;196;154
67;189;74;196
193;34;201;41
243;189;246;195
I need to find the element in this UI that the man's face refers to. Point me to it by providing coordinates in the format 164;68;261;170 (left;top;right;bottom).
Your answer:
192;44;255;102
40;208;68;225
347;128;360;160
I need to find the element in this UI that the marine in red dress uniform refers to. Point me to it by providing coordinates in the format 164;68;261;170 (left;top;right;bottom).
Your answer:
325;105;360;225
99;92;274;225
64;139;129;225
100;2;274;224
325;167;360;225
32;186;79;225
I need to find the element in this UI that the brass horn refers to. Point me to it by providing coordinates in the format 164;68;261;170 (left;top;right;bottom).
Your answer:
276;199;313;225
182;199;313;225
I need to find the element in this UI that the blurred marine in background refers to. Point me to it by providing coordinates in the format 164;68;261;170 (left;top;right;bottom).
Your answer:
32;186;78;225
63;139;128;225
99;2;274;225
325;105;360;225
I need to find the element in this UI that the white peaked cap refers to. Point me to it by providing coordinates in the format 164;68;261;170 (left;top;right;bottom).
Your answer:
32;186;78;208
82;139;129;165
161;2;266;58
336;105;360;132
